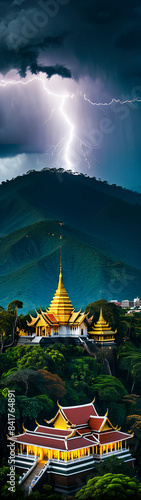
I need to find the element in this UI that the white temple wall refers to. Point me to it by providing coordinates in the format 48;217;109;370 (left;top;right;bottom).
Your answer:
51;322;87;337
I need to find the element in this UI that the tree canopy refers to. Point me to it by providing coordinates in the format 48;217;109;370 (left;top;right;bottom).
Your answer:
76;473;141;500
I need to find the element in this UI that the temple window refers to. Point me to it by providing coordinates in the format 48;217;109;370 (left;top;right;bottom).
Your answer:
81;328;83;335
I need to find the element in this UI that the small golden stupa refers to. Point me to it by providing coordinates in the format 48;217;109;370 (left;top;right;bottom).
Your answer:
89;308;115;345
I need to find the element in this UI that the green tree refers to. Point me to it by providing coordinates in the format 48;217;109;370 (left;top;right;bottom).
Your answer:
0;311;13;353
0;461;25;499
2;368;45;397
93;455;136;477
89;375;128;426
76;473;141;500
17;313;31;335
118;343;141;393
7;300;23;344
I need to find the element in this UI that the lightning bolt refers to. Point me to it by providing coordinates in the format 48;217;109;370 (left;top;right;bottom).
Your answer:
0;74;141;172
83;94;141;109
59;95;74;169
44;108;55;124
0;74;75;170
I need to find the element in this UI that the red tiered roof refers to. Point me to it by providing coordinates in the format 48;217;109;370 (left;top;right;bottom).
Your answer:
61;402;98;425
35;426;71;437
11;432;67;450
45;313;58;324
78;427;92;435
10;430;98;451
99;430;133;445
66;435;98;451
89;416;106;432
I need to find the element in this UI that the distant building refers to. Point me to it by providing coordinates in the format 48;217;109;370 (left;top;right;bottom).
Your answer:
121;298;140;309
110;300;121;306
121;300;130;308
134;297;141;307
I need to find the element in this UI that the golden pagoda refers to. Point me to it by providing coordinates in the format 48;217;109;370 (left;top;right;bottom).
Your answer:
89;308;115;345
48;250;74;324
26;246;91;340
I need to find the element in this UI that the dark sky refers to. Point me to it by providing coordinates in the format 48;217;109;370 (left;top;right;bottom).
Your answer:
0;0;141;188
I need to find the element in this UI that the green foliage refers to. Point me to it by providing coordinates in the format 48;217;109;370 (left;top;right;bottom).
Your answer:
117;342;141;393
7;301;23;314
0;310;13;351
36;394;54;411
2;368;45;397
88;375;128;425
17;313;30;327
93;456;136;477
0;461;25;499
76;473;141;500
15;396;42;421
29;483;63;500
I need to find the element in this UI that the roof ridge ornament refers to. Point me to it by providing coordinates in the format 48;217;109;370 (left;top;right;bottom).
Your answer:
35;420;39;427
65;429;76;440
57;400;61;409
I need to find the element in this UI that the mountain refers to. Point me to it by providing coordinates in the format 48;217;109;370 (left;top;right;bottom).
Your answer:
131;186;141;193
0;169;141;312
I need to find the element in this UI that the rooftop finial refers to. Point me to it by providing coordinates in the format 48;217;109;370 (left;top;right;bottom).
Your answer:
60;235;62;275
99;306;103;321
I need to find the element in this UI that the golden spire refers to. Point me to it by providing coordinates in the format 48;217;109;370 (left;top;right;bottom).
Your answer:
59;235;63;284
48;238;74;324
96;307;110;329
60;235;62;274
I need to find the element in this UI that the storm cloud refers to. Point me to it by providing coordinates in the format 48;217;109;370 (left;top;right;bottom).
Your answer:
0;0;141;89
0;0;141;189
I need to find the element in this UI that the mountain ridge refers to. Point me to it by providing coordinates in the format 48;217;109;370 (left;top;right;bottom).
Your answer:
0;169;140;312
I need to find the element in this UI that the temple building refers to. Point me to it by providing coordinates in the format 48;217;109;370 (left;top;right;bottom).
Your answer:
89;308;116;346
9;400;134;494
25;253;91;343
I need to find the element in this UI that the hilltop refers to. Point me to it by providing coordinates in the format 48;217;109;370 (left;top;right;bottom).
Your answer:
0;169;141;312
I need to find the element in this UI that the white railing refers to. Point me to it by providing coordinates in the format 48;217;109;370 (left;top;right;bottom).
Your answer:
28;460;50;494
19;457;39;485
